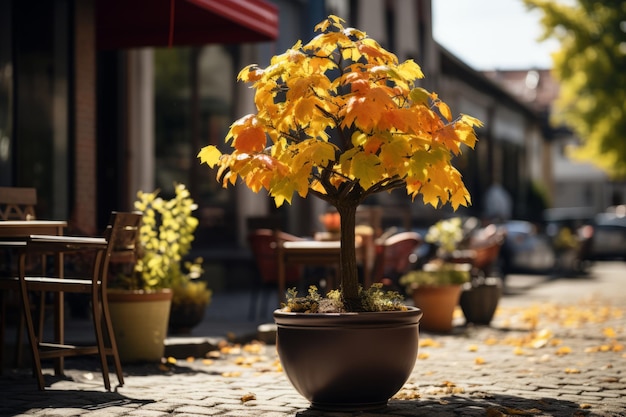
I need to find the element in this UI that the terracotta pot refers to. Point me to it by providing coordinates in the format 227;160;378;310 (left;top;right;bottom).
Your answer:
410;285;462;333
459;278;502;325
274;306;422;411
107;289;172;363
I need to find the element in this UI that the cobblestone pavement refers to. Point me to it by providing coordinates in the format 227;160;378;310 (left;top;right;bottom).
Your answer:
1;262;625;416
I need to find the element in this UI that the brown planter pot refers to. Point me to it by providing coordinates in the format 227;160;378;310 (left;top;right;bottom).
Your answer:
107;289;172;363
459;278;502;325
410;285;462;333
168;301;207;335
273;306;422;411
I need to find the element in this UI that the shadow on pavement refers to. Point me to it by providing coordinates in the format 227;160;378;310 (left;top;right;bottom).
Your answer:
295;392;583;416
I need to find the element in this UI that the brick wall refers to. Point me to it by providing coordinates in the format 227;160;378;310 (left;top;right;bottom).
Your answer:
72;0;97;235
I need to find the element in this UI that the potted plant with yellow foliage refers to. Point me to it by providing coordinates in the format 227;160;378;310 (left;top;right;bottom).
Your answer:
108;184;211;362
199;15;480;410
400;217;471;332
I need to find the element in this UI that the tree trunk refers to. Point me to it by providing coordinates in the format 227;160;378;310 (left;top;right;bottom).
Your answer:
337;202;360;311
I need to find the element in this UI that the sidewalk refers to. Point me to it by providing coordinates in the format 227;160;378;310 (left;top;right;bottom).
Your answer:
1;262;625;416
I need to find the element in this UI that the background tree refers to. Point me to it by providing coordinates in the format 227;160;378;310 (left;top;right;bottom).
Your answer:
524;0;626;178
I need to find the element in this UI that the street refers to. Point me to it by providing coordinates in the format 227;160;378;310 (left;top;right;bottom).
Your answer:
0;261;624;416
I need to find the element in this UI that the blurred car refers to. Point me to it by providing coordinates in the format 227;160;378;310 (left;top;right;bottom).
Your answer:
498;220;556;276
544;207;595;274
587;206;626;260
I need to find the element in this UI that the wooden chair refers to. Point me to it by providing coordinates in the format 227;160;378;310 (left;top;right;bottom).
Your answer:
0;187;41;372
0;187;37;220
467;225;505;278
372;231;421;288
247;229;304;319
16;211;141;390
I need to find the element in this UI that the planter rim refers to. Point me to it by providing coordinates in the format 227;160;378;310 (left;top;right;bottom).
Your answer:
108;288;172;295
410;283;464;288
107;288;173;302
274;305;422;327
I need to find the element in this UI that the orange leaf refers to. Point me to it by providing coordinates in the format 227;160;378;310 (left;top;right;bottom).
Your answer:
434;125;461;154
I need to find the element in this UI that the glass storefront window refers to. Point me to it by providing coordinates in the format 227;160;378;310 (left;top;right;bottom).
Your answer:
154;45;237;247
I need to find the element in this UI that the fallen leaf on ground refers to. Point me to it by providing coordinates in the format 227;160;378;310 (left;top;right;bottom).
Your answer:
241;393;256;402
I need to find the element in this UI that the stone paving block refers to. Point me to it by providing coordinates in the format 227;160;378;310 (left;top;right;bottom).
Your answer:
122;409;169;417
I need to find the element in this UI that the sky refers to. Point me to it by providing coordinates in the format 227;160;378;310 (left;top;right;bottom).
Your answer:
432;0;562;70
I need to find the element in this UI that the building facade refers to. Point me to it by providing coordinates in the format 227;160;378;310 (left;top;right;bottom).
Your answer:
1;0;551;285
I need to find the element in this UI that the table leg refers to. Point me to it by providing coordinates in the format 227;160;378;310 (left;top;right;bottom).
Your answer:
54;252;64;375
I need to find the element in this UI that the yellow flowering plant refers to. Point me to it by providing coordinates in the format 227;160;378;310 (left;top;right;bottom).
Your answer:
198;15;480;311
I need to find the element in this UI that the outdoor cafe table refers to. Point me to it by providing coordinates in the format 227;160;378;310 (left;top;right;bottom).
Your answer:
276;239;371;303
0;220;67;374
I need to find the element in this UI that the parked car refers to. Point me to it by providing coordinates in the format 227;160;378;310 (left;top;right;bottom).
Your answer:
498;220;556;277
587;206;626;260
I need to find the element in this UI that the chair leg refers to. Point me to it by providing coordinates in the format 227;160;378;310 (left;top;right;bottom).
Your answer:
0;291;5;374
91;290;111;391
101;292;124;387
18;258;45;390
16;304;24;370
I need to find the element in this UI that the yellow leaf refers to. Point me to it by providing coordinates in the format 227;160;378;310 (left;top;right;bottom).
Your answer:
603;327;617;338
555;346;572;356
475;357;486;365
454;122;478;149
435;101;452;122
237;64;263;82
460;113;483;128
351;152;384;189
197;145;222;168
314;15;344;33
450;188;471;210
397;59;424;81
409;87;430;106
513;347;526;355
419;338;441;348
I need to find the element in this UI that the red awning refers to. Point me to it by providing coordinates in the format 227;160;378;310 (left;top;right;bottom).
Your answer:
96;0;279;50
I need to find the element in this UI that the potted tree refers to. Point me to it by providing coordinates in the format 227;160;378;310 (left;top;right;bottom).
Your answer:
198;15;480;410
108;183;211;361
